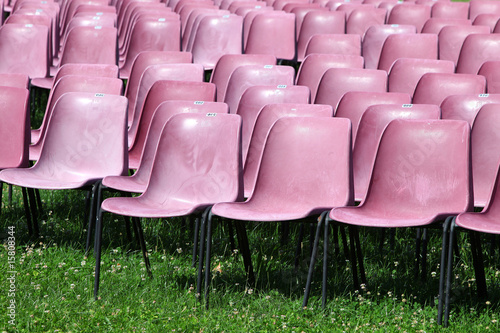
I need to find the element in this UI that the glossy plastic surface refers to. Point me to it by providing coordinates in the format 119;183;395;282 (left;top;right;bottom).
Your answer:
387;3;432;32
438;25;490;68
456;34;500;74
304;34;361;59
441;94;500;126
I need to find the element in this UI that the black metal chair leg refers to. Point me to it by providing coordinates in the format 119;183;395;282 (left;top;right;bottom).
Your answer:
227;219;236;252
196;209;209;299
204;209;214;309
302;212;325;308
192;215;200;267
415;228;422;279
234;220;255;286
86;183;99;255
94;206;104;299
470;231;487;298
437;216;452;326
348;225;360;289
34;188;43;214
322;217;330;308
444;218;457;327
421;228;429;280
294;222;305;270
27;188;39;237
353;226;366;285
132;216;152;277
21;187;33;236
8;184;13;205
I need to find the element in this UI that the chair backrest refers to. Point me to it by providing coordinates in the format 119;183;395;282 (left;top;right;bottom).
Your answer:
245;116;353;212
245;11;296;61
470;104;500;207
469;0;500;21
386;3;432;32
190;14;243;70
388;58;455;97
440;93;500;126
128;100;228;176
304;33;361;59
421;17;471;34
0;86;30;169
478;61;500;94
119;16;182;78
139;113;243;208
224;64;295;114
236;84;311;163
412;73;486;106
0;23;49;79
181;7;227;50
243;103;333;198
362;24;417;70
456;34;500;74
53;63;119;83
335;91;411;143
361;119;472;218
474;14;500;32
59;26;118;67
295;53;364;102
314;67;388;111
0;73;30;89
35;92;129;182
431;1;469;19
345;7;386;37
128;77;215;149
377;33;438;72
210;53;276;102
296;10;345;62
123;50;192;103
353;104;440;202
438;25;490;68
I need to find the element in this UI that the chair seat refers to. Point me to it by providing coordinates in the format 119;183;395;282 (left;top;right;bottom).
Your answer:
455;212;500;234
0;168;99;190
102;175;146;194
329;206;453;228
30;77;55;90
212;201;331;222
101;196;211;218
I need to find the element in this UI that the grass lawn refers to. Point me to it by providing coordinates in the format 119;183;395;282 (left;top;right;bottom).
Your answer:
1;185;499;332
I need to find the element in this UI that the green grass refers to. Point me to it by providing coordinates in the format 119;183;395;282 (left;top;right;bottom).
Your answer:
1;186;500;332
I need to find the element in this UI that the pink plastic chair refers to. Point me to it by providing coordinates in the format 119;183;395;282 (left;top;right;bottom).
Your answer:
181;8;227;50
206;116;353;306
210;54;277;102
327;119;472;308
190;14;243;70
0;23;49;79
478;61;500;93
235;84;311;164
421;18;471;34
123;51;193;118
440;94;500;126
352;104;441;202
123;100;228;179
456;34;500;75
388;58;455;98
412;73;486;106
335;91;411;143
0;92;128;243
314;68;388;111
289;5;326;36
387;3;432;32
472;13;500;32
431;1;469;19
345;7;386;37
377;33;438;72
296;10;346;62
119;17;182;79
362;24;417;70
223;64;295;114
126;64;209;147
295;54;364;102
469;0;500;21
244;11;296;61
0;87;31;231
438;25;490;68
96;112;243;297
304;34;361;59
243;103;333;198
128;77;216;152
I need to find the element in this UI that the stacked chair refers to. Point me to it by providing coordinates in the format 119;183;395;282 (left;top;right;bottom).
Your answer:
3;0;500;327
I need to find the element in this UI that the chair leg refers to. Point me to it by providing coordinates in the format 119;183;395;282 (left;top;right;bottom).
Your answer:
86;183;99;255
322;217;330;308
234;220;255;286
352;226;366;285
227;219;236;252
204;209;214;309
34;188;43;214
414;228;422;279
302;211;326;308
470;231;487;299
444;217;457;327
196;208;209;300
8;184;13;205
294;222;305;271
132;216;152;277
21;187;33;236
421;228;429;280
437;216;452;326
94;206;105;299
348;225;360;289
192;215;200;268
27;188;39;237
